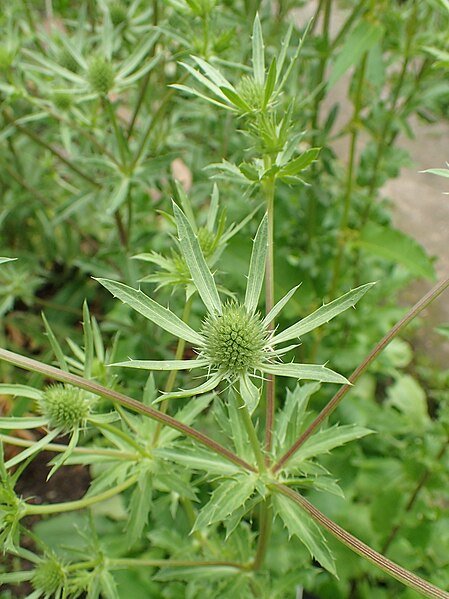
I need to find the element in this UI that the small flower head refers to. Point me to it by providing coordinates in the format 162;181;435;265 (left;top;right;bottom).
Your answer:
236;75;264;111
88;57;115;94
201;302;268;376
32;555;66;597
110;2;128;26
37;384;91;432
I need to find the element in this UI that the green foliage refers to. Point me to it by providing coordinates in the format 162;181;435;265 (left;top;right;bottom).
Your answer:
1;2;449;598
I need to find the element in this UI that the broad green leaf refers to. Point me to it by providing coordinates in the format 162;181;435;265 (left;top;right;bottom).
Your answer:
275;383;320;449
118;30;160;78
272;282;374;345
180;61;230;102
161;393;214;444
155;446;241;475
0;416;47;429
219;86;252;112
0;384;43;400
263;57;277;107
159;370;222;401
273;493;336;575
110;358;208;370
263;285;300;326
261;363;348;385
171;83;235;111
154;566;239;582
289;424;373;465
126;470;152;547
194;475;257;530
107;177;130;214
422;167;449;178
174;180;196;230
5;429;59;469
96;278;203;345
387;374;430;431
239;373;260;414
327;20;384;89
100;571;120;599
173;203;222;316
245;214;267;314
42;313;69;371
276;23;293;82
252;14;265;87
279;148;320;176
83;301;94;379
192;56;235;90
206;184;220;231
353;223;436;280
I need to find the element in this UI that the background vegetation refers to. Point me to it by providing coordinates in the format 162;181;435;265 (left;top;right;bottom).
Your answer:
1;1;449;597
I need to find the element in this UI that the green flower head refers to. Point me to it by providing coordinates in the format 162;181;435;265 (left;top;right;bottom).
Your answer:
37;384;91;433
98;204;373;412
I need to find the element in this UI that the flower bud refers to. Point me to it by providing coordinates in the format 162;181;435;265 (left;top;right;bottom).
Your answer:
32;556;66;596
37;384;91;432
88;57;115;94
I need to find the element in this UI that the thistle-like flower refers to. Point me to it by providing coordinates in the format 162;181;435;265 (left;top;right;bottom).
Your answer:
98;205;373;412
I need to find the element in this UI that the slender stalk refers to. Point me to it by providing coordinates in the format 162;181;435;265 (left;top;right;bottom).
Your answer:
307;0;332;241
264;171;276;459
0;434;138;460
251;499;272;570
114;210;129;249
127;0;160;139
273;276;449;473
131;73;188;169
0;347;256;473
272;483;449;599
152;296;193;446
236;384;265;472
382;437;449;555
361;4;417;225
25;474;139;516
109;558;245;570
330;53;368;295
3;112;100;188
103;98;129;170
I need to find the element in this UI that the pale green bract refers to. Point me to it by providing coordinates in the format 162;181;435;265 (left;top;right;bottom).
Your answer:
98;206;374;410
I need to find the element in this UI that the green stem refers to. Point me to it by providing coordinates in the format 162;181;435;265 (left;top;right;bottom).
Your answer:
127;0;160;139
103;98;129;170
236;383;265;472
361;4;417;225
330;52;368;295
252;499;272;570
131;73;188;169
25;475;139;516
152;296;193;446
263;169;276;460
273;276;449;473
108;558;245;570
272;483;449;599
0;433;138;460
0;347;255;472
